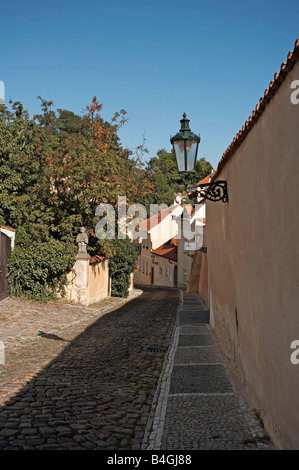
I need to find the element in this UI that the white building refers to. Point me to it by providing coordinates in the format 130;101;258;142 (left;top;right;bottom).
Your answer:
174;201;206;288
134;202;183;287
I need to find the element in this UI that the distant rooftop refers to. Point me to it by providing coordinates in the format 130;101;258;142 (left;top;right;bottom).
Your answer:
151;238;178;262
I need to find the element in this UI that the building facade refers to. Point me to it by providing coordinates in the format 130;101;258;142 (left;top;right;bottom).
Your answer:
175;201;206;288
134;202;182;288
196;40;299;449
134;236;178;288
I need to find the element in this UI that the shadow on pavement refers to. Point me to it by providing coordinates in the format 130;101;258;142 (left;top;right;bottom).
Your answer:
0;288;179;450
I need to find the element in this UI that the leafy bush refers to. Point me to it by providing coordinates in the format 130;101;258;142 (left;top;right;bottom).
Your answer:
0;98;151;302
108;238;137;298
7;232;76;301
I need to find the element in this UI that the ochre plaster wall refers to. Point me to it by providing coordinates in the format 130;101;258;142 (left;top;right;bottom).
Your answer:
88;260;110;304
206;62;299;449
64;258;110;306
187;226;209;307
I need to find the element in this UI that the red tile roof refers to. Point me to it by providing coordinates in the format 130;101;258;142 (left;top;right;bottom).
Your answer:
196;173;215;186
187;172;216;198
212;38;299;181
172;237;179;246
89;254;106;265
139;204;182;232
1;225;16;232
152;238;178;261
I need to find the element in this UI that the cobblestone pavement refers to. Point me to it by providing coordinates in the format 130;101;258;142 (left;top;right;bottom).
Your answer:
143;291;276;450
0;288;178;450
0;288;276;451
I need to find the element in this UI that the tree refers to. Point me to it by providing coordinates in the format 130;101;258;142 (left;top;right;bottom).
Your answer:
146;148;213;206
108;238;138;298
33;96;154;246
0;97;148;300
0;100;45;231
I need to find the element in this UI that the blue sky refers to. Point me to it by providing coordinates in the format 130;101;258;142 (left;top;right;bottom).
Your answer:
1;0;298;170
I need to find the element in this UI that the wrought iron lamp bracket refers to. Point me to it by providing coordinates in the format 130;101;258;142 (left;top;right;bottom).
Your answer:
196;180;228;203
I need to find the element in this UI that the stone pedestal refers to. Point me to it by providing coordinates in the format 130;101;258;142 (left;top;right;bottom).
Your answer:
71;254;90;305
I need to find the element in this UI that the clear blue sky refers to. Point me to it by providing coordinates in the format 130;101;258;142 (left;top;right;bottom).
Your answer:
1;0;298;170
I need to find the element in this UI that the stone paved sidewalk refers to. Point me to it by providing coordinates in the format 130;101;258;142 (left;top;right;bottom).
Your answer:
143;291;276;450
0;288;276;451
0;288;179;450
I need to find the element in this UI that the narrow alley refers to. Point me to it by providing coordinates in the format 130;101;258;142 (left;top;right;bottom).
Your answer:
143;291;274;450
0;287;274;450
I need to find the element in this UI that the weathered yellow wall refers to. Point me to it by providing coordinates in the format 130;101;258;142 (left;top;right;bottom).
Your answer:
187;227;209;307
135;253;177;287
64;258;110;306
206;61;299;449
88;260;110;304
177;234;195;288
152;256;177;287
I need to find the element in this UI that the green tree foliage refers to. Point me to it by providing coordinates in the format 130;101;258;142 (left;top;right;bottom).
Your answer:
0;96;212;301
0;101;40;229
108;238;138;298
0;97;147;300
7;228;76;301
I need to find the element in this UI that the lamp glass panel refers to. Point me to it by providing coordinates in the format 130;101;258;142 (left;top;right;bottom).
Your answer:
186;140;198;172
173;140;185;172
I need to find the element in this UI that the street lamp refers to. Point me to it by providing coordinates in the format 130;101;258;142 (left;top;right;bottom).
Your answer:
171;113;228;203
170;113;201;189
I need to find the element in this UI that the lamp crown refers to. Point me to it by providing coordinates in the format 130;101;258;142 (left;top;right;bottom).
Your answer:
170;113;200;144
180;113;190;131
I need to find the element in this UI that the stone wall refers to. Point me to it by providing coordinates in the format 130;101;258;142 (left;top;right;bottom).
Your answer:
187;226;209;307
204;58;299;449
64;256;110;306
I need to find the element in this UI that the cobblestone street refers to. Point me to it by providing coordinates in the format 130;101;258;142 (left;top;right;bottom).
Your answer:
0;288;177;450
0;287;275;451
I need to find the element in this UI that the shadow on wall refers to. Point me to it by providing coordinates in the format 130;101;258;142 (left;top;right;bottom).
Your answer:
187;228;209;307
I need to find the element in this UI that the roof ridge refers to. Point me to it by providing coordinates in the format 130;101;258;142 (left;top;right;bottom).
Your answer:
1;225;16;232
140;203;182;231
212;38;299;180
89;254;106;265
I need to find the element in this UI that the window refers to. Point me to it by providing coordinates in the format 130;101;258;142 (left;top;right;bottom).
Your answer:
159;265;163;275
183;269;187;285
146;262;148;275
142;260;145;273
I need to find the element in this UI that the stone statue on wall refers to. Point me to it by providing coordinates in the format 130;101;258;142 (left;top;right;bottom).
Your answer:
76;227;90;259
